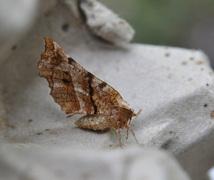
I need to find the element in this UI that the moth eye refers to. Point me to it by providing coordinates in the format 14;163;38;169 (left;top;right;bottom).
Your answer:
127;110;132;114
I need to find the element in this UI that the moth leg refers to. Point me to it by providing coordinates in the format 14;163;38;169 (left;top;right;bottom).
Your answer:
67;113;78;118
75;115;110;131
130;127;139;144
125;119;132;139
126;126;129;140
118;128;122;148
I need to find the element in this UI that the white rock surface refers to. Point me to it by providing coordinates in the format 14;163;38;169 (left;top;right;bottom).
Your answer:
0;0;213;180
80;0;135;45
0;0;39;65
0;145;190;180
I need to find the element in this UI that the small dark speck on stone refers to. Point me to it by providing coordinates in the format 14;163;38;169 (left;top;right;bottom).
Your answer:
206;83;209;86
28;119;33;123
210;111;214;118
196;60;204;65
204;104;208;108
45;129;50;131
189;57;194;60
181;61;187;65
12;45;17;50
119;20;125;24
9;125;15;129
161;139;172;149
165;53;170;57
62;23;69;32
37;132;42;135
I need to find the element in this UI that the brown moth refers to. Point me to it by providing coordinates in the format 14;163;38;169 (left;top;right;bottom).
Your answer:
38;37;139;147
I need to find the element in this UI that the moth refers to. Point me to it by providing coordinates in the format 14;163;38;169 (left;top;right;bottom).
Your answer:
38;37;139;147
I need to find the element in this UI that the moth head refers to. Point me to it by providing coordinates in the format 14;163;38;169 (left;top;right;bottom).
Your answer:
125;108;141;144
126;108;141;129
124;109;136;127
127;108;137;118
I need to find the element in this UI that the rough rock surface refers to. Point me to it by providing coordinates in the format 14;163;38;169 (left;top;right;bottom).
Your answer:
80;0;135;45
0;145;190;180
0;0;213;179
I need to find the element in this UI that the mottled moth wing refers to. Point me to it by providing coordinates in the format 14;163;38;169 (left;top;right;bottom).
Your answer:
38;37;131;116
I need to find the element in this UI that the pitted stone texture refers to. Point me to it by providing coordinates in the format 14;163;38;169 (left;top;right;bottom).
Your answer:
0;0;213;179
80;0;135;45
0;145;190;180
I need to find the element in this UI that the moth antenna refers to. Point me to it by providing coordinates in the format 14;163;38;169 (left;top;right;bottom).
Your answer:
128;109;141;141
136;109;142;116
130;127;139;144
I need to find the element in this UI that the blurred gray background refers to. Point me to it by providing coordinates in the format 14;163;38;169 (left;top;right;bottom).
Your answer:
0;0;214;68
100;0;214;68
